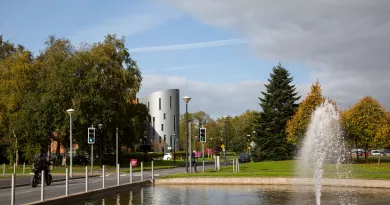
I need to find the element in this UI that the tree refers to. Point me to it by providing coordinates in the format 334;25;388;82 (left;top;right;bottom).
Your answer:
286;80;325;146
253;63;300;161
340;96;388;161
230;110;258;153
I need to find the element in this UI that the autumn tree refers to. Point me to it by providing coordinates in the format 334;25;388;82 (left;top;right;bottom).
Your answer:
286;80;325;147
341;96;389;160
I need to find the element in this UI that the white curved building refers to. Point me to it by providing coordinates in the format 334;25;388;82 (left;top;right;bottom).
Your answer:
139;89;180;153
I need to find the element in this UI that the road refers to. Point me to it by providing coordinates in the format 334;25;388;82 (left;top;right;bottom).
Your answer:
0;165;214;205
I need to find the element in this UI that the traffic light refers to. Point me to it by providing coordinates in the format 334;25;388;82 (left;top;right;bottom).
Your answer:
199;128;206;142
88;127;95;144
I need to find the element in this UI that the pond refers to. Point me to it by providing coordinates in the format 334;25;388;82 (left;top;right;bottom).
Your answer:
76;184;390;205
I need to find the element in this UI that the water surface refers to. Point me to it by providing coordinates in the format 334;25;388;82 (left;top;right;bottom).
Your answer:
77;184;390;205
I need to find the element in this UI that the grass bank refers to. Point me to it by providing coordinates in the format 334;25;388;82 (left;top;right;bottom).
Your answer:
163;159;390;180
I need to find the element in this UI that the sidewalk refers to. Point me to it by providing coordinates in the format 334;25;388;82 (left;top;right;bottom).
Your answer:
0;171;120;189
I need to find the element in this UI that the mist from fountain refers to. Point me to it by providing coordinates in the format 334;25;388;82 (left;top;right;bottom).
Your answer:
296;101;353;205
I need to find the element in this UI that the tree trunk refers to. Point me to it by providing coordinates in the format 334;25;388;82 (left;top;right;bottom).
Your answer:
355;139;359;161
56;135;60;165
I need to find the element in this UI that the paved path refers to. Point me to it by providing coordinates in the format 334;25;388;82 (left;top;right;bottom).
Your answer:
0;165;215;205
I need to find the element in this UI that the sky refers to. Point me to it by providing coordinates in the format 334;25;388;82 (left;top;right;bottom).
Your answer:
1;0;390;119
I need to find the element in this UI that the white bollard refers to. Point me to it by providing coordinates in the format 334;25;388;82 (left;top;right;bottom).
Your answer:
41;170;45;201
85;166;88;192
2;163;5;176
117;164;120;186
141;162;143;181
151;161;154;180
66;168;69;196
102;165;105;189
130;163;133;183
11;173;15;205
233;159;235;173
23;162;25;176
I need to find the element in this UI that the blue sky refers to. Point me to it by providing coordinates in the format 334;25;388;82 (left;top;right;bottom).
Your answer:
3;0;383;118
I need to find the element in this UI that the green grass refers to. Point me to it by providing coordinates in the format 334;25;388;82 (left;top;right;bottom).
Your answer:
163;159;390;180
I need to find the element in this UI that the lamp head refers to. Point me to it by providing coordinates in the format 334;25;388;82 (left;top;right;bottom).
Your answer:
66;108;75;115
183;96;191;103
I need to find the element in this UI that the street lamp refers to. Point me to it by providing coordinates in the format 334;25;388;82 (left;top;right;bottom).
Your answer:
66;108;75;178
222;115;228;167
173;134;176;163
183;96;191;173
98;124;103;168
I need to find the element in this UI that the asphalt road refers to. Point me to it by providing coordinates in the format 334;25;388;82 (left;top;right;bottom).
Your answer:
0;165;214;205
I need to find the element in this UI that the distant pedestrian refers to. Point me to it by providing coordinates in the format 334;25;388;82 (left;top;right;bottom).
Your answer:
191;149;197;172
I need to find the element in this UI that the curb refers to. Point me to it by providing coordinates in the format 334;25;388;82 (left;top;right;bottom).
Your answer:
0;175;100;190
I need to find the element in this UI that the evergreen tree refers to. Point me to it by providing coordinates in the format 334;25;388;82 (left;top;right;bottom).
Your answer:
252;64;300;161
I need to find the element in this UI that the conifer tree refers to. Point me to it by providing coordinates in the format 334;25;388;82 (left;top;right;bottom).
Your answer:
253;64;300;161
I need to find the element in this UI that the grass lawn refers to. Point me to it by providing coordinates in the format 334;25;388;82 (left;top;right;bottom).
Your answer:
163;159;390;180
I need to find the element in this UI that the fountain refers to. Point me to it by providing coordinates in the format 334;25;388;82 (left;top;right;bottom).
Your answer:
296;101;353;205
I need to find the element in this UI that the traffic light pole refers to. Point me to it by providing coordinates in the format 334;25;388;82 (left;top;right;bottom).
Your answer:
91;145;93;175
202;142;205;172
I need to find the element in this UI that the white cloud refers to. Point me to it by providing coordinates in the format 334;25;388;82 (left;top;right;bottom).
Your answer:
139;74;311;118
165;0;390;109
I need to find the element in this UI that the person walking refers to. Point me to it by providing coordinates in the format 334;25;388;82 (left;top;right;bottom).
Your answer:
191;149;197;172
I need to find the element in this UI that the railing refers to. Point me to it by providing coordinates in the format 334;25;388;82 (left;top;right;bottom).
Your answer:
7;161;153;205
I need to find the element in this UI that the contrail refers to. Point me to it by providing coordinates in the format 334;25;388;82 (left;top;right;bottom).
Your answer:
143;63;222;73
129;39;246;53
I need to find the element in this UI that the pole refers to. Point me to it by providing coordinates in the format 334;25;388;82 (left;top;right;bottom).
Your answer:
141;162;144;181
224;119;227;167
189;121;192;173
11;173;15;205
130;163;132;183
202;143;205;172
65;168;69;196
152;161;154;180
41;170;45;201
23;162;25;176
185;103;189;173
102;165;105;188
69;114;73;178
3;163;5;176
233;159;235;173
117;164;120;186
99;127;102;168
13;163;15;174
91;145;93;176
69;115;73;178
173;136;176;163
116;128;118;169
85;166;88;192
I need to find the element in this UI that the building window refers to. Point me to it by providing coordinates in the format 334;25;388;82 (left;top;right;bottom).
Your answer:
161;124;164;131
153;117;155;136
164;135;166;142
159;136;161;143
170;96;172;109
163;113;166;120
159;98;161;110
173;115;176;131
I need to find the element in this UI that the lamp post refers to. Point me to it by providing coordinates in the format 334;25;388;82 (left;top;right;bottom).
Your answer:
66;108;75;178
222;115;228;167
173;134;176;163
98;124;103;168
183;96;191;173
